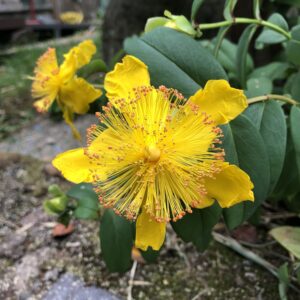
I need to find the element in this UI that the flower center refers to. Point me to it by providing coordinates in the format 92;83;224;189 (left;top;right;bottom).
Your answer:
145;145;161;163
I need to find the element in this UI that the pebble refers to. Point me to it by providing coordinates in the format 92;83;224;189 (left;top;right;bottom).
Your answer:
43;274;121;300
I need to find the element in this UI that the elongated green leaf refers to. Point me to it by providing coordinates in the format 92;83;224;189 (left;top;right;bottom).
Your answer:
249;62;290;81
203;38;253;79
222;115;270;229
191;0;205;21
100;209;134;272
270;226;300;259
236;24;257;88
278;262;289;300
213;26;231;57
255;13;289;49
244;101;287;193
171;203;222;251
290;105;300;177
224;0;238;20
124;27;227;97
273;129;300;201
286;25;300;66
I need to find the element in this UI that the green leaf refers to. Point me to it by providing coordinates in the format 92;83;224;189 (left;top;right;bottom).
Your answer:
270;226;300;259
171;203;222;251
145;17;169;33
77;59;107;78
213;27;231;57
278;262;289;300
286;25;300;66
100;209;134;272
203;38;253;78
222;115;270;229
124;27;227;97
253;0;261;19
290;105;300;177
290;71;300;102
74;207;98;220
249;62;290;81
191;0;205;21
245;77;272;97
67;183;100;220
255;13;289;49
244;101;287;193
273;129;300;201
236;24;257;88
223;0;238;21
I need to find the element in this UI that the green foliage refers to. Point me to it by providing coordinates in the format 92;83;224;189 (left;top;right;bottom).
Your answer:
67;183;100;220
278;262;290;300
191;0;206;21
222;115;270;229
255;13;289;49
124;27;227;96
244;101;287;193
100;209;134;272
171;203;222;251
236;25;258;88
286;25;300;65
223;0;238;21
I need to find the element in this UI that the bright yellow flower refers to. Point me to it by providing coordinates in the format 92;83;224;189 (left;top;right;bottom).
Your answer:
32;40;102;139
52;55;254;251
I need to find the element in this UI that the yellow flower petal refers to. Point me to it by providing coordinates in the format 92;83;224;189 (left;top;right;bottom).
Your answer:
33;93;57;113
33;48;58;76
60;77;102;114
32;48;60;111
104;55;150;101
205;163;254;208
52;148;95;183
189;80;247;125
135;209;166;251
62;39;96;72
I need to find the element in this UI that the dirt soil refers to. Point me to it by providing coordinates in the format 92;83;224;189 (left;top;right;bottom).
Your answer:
0;116;298;300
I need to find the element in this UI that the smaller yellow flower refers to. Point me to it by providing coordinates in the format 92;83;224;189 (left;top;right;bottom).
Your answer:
32;40;102;139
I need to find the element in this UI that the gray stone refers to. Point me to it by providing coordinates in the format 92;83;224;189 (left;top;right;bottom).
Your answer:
43;273;121;300
0;115;96;161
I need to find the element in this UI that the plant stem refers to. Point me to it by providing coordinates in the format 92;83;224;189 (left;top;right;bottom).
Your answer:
247;94;299;106
198;17;291;39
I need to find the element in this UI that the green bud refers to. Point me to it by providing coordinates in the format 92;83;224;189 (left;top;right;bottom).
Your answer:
144;10;198;38
43;195;68;215
48;184;64;197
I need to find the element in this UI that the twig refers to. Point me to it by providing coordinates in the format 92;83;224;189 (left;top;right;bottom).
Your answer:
127;260;138;300
174;239;191;270
212;232;300;293
239;240;277;249
191;288;211;300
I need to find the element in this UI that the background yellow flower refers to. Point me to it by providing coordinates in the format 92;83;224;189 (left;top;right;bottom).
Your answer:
32;40;102;140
